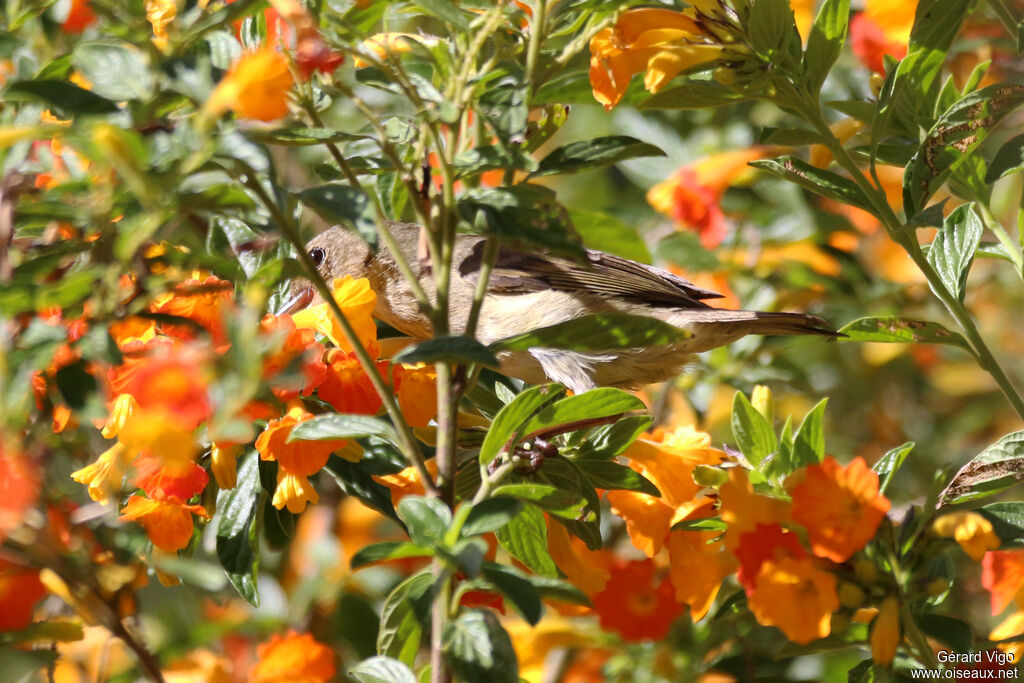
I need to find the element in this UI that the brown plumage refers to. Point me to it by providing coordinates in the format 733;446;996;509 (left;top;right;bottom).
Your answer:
289;222;835;394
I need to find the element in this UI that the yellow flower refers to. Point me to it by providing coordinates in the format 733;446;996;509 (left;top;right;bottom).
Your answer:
204;48;293;122
210;442;242;490
101;393;141;439
870;596;901;666
353;33;434;68
588;8;722;110
718;467;790;552
292;276;378;353
932;511;1000;562
145;0;176;48
117;410;198;470
71;443;131;505
991;610;1024;663
395;363;438;428
272;470;319;514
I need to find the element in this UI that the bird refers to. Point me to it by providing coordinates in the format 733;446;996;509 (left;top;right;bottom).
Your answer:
287;221;835;394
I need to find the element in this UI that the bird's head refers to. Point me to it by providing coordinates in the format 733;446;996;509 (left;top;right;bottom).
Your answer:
281;227;372;313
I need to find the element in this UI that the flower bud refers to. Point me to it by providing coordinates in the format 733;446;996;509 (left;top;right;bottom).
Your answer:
870;596;901;666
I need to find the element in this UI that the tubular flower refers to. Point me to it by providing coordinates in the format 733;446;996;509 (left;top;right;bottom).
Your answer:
592;559;683;642
589;8;722;110
375;459;437;503
145;0;175;48
0;445;39;542
933;511;1000;562
667;529;737;621
149;275;234;346
259;314;328;401
101;393;141;439
71;443;132;504
205;48;294;121
394;363;438;428
117;410;200;469
733;523;806;592
718;468;790;553
547;516;613;596
250;631;336;683
133;457;209;500
0;559;46;632
353;33;435;68
747;555;839;644
292;276;379;353
982;551;1024;615
255;405;347;477
317;350;388;416
119;494;209;552
870;596;902;666
850;0;917;74
117;351;211;430
272;470;320;513
788;456;890;562
607;426;725;556
211;442;243;490
61;0;97;33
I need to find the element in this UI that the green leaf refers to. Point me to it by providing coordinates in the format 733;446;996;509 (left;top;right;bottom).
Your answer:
323;456;398;522
532;136;665;178
396;495;452;547
5;80;119;115
378;570;433;666
492;483;589;521
639;80;747;110
837;316;972;352
442;610;519;683
479;563;543;625
71;43;152;101
917;614;973;652
873;442;915;494
986;132;1024;182
215;451;261;606
296;184;376;246
55;360;97;410
490;313;690;354
288;414;399;445
392;336;499;368
749;157;874;212
747;0;799;56
791;398;828;467
926;203;981;301
979;502;1024;547
245;127;365;146
494;505;558;577
477;83;528;140
350;541;434;569
350;656;417;683
904;83;1024;214
569;209;652;263
519;388;645;439
458;184;583;259
803;0;851;92
454;145;538;178
941;431;1024;505
479;383;563;468
575;415;653;460
731;392;778;467
461;498;524;537
411;0;469;30
576;460;660;496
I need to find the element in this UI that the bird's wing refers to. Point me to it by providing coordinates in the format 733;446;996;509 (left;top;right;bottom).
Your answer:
457;240;722;307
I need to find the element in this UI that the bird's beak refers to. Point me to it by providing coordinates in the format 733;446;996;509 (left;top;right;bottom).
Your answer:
279;286;314;314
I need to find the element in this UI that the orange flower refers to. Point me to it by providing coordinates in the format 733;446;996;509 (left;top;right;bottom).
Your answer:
591;559;683;641
0;558;46;631
667;529;737;621
933;511;1000;562
850;0;917;74
647;148;773;248
150;275;234;346
718;468;789;553
870;596;901;666
62;0;97;33
788;457;890;562
250;631;336;683
394;363;438;428
547;516;613;596
256;405;347;477
0;445;38;542
119;494;209;552
317;350;387;416
205;49;294;122
991;611;1024;664
260;314;328;401
292;276;379;353
211;442;243;490
588;8;722;110
353;33;432;68
117;351;211;430
133;456;209;500
101;393;141;439
163;649;233;683
145;0;175;47
982;551;1024;615
747;555;838;644
117;409;200;469
606;426;725;556
375;460;437;504
733;523;805;592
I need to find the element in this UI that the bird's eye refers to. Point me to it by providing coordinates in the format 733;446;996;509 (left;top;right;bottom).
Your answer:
310;247;325;268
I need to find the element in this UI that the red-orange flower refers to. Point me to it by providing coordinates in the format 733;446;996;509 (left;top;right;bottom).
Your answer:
260;314;328;400
250;631;336;683
718;468;790;553
119;493;209;552
393;363;438;428
983;551;1024;615
0;558;46;631
116;351;211;430
733;523;805;592
133;457;209;500
788;456;891;563
667;529;737;621
62;0;97;33
747;555;839;644
255;405;347;477
150;275;234;346
591;559;683;641
317;350;387;416
0;445;38;542
849;0;916;74
205;49;294;122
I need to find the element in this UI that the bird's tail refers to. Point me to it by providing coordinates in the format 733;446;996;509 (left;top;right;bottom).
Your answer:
664;308;839;349
730;310;838;337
